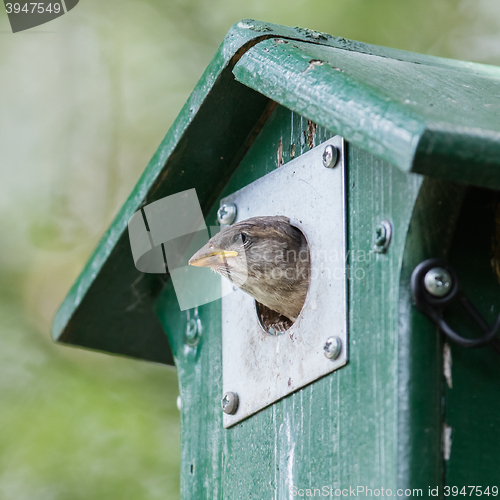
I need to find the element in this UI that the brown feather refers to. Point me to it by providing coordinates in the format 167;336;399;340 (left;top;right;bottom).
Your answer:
189;216;310;330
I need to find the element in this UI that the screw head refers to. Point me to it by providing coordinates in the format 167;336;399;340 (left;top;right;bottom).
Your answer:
322;145;339;168
217;203;237;225
424;267;453;297
186;318;201;346
324;336;342;360
375;225;387;245
373;220;392;253
221;392;239;415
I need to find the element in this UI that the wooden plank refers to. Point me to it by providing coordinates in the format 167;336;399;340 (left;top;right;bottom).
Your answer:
397;178;466;489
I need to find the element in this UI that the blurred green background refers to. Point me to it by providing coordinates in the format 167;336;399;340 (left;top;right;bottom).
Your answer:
1;1;500;498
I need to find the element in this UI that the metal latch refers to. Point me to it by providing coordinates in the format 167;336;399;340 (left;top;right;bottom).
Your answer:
411;258;500;352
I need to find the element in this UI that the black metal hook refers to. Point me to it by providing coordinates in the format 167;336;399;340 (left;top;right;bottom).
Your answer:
411;258;500;350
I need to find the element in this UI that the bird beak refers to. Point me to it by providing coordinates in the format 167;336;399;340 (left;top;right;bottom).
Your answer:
188;243;238;268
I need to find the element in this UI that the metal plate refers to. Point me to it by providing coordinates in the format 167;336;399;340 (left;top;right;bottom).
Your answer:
221;136;347;428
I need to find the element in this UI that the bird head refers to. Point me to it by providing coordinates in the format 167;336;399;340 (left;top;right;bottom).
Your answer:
188;220;250;288
189;216;310;323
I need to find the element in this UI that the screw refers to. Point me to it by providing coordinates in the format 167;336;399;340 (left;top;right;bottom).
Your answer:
324;336;342;360
217;203;237;225
375;226;386;245
322;144;339;168
221;392;239;415
186;318;200;346
186;308;201;347
373;220;392;253
424;267;452;297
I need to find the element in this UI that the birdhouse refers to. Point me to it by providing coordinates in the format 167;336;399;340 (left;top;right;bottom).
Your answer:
53;20;500;496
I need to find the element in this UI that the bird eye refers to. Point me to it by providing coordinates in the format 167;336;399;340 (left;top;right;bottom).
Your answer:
241;232;248;245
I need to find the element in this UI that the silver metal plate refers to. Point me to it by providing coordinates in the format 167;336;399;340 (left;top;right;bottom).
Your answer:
221;136;347;428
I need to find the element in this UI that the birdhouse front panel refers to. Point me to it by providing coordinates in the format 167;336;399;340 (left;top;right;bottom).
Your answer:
155;104;432;497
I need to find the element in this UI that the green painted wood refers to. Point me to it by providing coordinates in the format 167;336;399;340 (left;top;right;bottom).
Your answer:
397;178;466;489
53;18;500;364
155;105;458;497
57;19;463;363
233;38;500;190
443;188;500;487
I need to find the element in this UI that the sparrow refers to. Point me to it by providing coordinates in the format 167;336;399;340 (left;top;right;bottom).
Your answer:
188;216;310;331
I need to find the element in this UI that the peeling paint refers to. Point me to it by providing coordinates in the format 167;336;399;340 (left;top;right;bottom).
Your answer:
278;416;296;496
294;26;330;41
277;138;284;167
306;120;317;149
303;59;324;73
443;342;453;389
443;424;452;461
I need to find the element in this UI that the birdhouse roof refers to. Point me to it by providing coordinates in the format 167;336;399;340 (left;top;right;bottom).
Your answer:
53;20;500;364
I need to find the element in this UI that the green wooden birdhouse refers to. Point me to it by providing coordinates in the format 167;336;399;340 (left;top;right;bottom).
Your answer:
53;20;500;497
